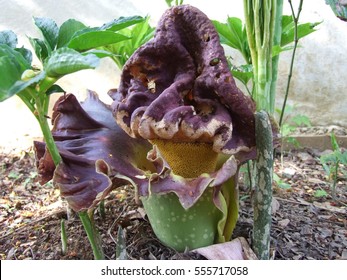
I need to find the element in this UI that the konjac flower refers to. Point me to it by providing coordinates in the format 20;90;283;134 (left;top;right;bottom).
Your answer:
35;5;259;253
111;5;257;250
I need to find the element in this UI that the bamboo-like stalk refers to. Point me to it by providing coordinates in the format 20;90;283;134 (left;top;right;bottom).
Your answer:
253;111;274;259
244;0;277;112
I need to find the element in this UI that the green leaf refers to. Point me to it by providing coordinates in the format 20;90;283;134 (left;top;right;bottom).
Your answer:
46;84;65;95
57;19;87;48
314;189;328;198
0;44;30;70
100;16;144;32
82;49;117;59
231;64;253;85
0;56;23;101
281;16;321;47
330;132;340;151
340;151;347;165
213;17;250;63
320;153;338;164
272;44;294;57
44;47;100;77
9;71;46;96
0;30;17;48
28;37;49;62
68;30;130;51
102;17;154;69
15;47;33;65
291;114;311;127
0;44;31;101
33;17;59;51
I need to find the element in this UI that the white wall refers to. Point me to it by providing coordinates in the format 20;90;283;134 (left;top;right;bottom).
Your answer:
0;0;346;149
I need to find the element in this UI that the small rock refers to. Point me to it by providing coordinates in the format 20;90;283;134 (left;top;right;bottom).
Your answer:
319;228;333;238
300;225;313;235
278;218;290;228
283;168;296;178
308;178;326;185
271;197;280;214
297;152;314;162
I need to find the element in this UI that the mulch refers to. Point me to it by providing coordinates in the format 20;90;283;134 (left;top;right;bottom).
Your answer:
0;146;346;260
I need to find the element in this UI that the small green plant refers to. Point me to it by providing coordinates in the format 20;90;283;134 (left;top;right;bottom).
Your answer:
101;17;155;69
276;104;311;148
165;0;184;7
273;173;291;189
314;188;329;198
320;132;347;200
0;15;148;260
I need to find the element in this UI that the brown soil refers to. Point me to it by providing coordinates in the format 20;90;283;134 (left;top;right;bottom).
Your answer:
0;146;346;260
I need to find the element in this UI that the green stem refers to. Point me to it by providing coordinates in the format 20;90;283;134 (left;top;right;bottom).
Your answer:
79;211;105;260
244;0;277;112
61;219;68;255
279;0;303;127
253;111;274;260
332;160;339;200
37;113;62;166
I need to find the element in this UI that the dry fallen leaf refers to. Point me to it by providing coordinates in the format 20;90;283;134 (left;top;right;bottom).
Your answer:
192;237;258;260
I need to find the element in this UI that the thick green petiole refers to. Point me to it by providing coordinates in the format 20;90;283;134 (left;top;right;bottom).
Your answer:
253;111;274;259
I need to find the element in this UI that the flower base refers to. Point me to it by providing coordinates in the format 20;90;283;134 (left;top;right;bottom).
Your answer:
141;189;223;252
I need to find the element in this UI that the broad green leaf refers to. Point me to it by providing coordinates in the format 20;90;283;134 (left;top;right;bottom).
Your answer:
46;84;65;95
0;56;23;101
15;47;33;65
281;20;321;47
0;44;30;70
0;30;17;48
130;17;155;49
213;17;250;63
68;30;130;51
33;17;59;51
28;37;49;62
231;64;253;85
0;44;30;101
44;47;99;77
57;19;87;48
100;16;144;32
9;71;46;96
103;17;154;69
281;15;294;35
